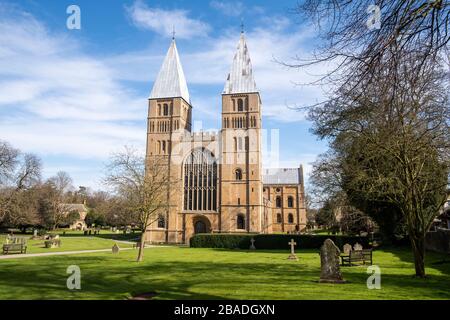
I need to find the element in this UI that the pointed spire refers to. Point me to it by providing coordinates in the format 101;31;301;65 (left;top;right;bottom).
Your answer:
223;33;258;94
150;39;190;103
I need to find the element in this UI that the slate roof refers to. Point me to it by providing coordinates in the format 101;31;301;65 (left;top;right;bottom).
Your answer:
262;168;302;185
223;33;258;94
150;40;190;103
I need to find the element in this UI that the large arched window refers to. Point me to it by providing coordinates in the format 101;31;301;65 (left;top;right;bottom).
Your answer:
235;168;243;181
237;215;245;230
288;196;294;208
288;213;294;224
184;149;218;211
276;196;282;208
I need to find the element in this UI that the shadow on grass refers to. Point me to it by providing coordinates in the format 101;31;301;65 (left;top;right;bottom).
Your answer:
1;247;450;300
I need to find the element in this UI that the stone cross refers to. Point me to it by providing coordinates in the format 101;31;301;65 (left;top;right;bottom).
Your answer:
343;243;352;255
249;238;256;250
353;242;363;251
287;239;298;261
319;239;345;283
112;243;120;254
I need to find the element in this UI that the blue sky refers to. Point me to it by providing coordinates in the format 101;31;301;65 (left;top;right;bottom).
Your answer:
0;0;330;190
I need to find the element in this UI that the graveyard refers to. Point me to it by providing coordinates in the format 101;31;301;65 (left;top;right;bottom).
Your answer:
0;239;449;300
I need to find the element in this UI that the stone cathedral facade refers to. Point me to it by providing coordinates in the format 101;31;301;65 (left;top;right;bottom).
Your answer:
145;33;307;244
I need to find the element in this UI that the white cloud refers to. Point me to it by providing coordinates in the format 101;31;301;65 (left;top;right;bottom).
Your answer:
107;22;330;123
126;0;210;39
0;6;147;189
210;1;245;17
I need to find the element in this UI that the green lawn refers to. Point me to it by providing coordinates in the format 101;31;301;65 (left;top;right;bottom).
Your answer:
0;234;134;254
0;246;449;300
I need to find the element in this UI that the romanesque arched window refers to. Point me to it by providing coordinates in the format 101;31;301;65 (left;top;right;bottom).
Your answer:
235;168;242;181
276;196;282;208
288;213;294;224
184;149;217;211
288;196;294;208
237;214;245;230
238;98;244;112
163;103;169;116
277;213;282;223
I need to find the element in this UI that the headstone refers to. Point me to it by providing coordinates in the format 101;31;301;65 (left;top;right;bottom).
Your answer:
287;239;298;261
112;243;120;254
343;243;352;255
249;238;256;250
319;239;345;283
353;242;363;251
33;229;38;237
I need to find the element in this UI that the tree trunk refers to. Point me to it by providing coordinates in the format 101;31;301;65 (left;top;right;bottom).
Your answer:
410;236;426;278
136;232;146;262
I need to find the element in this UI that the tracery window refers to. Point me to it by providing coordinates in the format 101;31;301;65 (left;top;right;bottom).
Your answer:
184;149;218;211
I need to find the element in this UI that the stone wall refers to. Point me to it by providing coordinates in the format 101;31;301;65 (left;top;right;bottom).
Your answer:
425;228;450;254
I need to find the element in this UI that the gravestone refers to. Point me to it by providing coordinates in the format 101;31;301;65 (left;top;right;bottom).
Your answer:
353;243;363;251
287;239;298;261
249;238;256;250
319;239;345;284
343;243;352;255
33;229;38;237
112;243;120;254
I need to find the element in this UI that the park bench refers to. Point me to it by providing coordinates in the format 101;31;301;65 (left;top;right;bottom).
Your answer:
341;249;373;266
2;243;27;254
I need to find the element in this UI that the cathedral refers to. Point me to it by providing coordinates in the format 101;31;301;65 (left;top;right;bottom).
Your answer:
145;32;307;244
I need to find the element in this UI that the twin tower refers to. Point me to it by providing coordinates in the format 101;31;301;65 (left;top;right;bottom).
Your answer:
145;33;306;244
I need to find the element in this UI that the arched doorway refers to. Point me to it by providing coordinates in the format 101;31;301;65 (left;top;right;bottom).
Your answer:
194;220;207;234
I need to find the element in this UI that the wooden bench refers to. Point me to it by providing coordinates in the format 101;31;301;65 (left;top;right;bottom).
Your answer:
341;249;372;266
2;243;27;254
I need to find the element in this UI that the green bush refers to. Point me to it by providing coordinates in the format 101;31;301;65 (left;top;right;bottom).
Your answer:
189;234;370;250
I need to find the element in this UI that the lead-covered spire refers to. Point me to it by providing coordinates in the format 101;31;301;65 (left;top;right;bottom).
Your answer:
223;33;258;94
150;39;190;103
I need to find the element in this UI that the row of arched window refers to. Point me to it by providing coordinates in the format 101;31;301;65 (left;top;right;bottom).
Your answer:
232;98;248;112
275;196;295;208
276;213;295;224
223;116;258;129
158;103;172;116
155;140;170;154
149;120;183;133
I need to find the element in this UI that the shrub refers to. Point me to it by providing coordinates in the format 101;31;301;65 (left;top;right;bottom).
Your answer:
189;234;370;250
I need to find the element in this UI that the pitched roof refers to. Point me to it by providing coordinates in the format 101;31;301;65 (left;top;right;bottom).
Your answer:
223;33;258;94
263;168;302;185
150;40;190;103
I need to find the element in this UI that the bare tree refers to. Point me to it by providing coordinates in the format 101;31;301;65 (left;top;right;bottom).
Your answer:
0;140;19;184
103;147;175;262
288;0;449;103
45;171;74;230
0;144;42;226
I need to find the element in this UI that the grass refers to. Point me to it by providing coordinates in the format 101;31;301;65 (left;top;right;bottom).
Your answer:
0;246;449;300
0;234;134;254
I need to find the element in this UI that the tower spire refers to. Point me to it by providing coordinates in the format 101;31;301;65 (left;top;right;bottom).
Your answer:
149;40;190;103
223;33;258;94
240;19;244;34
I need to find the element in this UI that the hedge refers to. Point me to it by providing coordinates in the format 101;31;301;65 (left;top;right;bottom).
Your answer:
189;234;370;250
